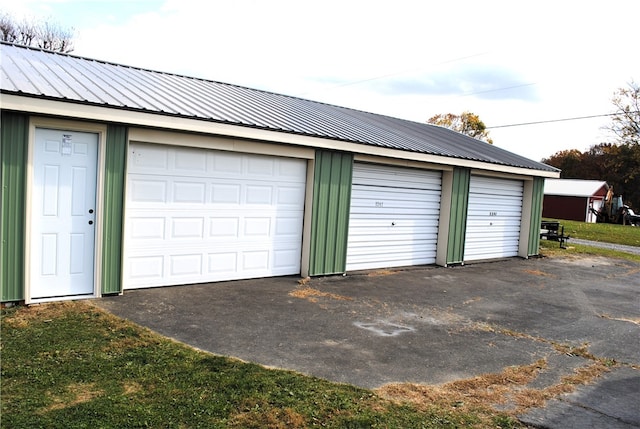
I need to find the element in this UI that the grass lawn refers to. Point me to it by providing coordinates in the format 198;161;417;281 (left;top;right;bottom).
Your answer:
1;301;523;429
543;218;640;247
540;218;640;262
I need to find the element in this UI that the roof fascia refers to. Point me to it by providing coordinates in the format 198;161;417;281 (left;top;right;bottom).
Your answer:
1;94;560;178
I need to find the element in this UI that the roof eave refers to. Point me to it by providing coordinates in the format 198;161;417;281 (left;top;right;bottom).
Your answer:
0;93;561;178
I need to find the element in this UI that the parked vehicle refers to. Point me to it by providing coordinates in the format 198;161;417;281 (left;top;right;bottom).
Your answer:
589;186;639;226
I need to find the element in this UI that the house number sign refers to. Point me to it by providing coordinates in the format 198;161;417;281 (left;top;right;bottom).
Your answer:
489;211;498;216
375;201;384;208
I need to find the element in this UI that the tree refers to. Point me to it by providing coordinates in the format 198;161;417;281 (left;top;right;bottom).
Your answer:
543;143;640;210
0;12;74;53
427;111;493;144
606;81;640;146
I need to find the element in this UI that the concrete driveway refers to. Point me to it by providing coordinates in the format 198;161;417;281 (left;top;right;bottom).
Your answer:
96;255;640;428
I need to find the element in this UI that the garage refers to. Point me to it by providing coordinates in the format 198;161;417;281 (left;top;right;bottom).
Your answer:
346;163;441;271
123;143;307;289
1;43;558;304
464;175;523;261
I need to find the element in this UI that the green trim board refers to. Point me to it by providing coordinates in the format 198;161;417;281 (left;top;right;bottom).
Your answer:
446;167;470;265
0;112;28;301
309;150;353;276
528;177;544;256
101;125;128;295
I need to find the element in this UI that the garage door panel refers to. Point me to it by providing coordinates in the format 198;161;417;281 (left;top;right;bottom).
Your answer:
348;233;439;244
347;246;437;271
354;169;441;189
124;143;306;289
347;163;441;271
464;176;523;262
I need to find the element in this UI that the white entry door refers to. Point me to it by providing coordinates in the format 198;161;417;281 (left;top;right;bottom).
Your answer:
30;128;98;301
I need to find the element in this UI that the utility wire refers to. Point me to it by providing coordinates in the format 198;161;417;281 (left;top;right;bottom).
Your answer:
485;112;640;129
296;52;488;97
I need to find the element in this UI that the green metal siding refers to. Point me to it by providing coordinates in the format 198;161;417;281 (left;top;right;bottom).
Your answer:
528;177;544;256
1;112;28;302
101;125;127;295
309;150;353;276
446;167;470;265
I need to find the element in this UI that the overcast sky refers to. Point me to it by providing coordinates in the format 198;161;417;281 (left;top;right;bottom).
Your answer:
2;0;638;162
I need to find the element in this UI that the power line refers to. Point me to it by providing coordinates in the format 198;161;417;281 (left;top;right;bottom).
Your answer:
296;52;488;97
485;112;639;129
457;82;537;97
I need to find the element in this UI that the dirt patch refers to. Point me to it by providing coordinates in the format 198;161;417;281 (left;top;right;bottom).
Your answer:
522;269;557;278
288;286;353;303
555;256;614;267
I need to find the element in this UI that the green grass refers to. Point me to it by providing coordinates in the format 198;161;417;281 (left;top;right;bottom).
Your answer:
539;239;640;263
1;301;522;429
543;218;640;247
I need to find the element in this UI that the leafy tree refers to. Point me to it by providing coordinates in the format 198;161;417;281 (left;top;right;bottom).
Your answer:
427;111;494;144
0;12;74;53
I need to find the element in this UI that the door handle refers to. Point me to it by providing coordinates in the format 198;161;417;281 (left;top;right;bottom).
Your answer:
88;220;94;225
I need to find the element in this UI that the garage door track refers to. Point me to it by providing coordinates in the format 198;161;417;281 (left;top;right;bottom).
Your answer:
96;255;640;428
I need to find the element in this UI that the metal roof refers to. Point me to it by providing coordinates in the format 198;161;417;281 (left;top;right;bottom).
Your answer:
1;42;557;173
544;179;608;197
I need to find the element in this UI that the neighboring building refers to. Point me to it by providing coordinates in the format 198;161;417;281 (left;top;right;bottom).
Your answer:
543;179;608;222
0;43;559;304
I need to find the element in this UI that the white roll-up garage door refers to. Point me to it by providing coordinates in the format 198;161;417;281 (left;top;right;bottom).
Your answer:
464;175;523;261
123;143;307;289
346;163;441;271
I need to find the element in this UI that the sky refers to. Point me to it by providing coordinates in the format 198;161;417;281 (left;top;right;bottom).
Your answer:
2;0;639;162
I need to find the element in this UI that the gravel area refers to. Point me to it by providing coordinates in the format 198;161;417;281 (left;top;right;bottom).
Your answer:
568;237;640;255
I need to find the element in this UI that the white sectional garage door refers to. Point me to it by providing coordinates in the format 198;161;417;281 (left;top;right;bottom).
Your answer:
346;163;441;271
123;143;306;289
464;176;523;261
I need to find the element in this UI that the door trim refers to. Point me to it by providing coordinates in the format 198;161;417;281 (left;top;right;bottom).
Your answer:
25;118;107;304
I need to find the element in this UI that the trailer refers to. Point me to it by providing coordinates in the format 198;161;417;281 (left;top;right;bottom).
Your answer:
540;220;570;248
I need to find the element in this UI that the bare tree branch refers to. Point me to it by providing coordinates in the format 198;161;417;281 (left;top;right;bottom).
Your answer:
0;12;74;53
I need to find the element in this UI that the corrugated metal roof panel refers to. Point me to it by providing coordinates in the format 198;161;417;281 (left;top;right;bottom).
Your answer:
544;179;608;197
0;42;557;173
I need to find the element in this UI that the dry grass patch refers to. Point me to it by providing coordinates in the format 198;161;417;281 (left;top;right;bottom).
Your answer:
288;286;353;303
2;302;83;328
552;342;597;360
522;269;556;278
229;400;306;429
511;361;611;411
40;382;103;413
599;313;640;325
366;269;398;277
122;381;143;396
378;358;613;420
378;359;546;414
